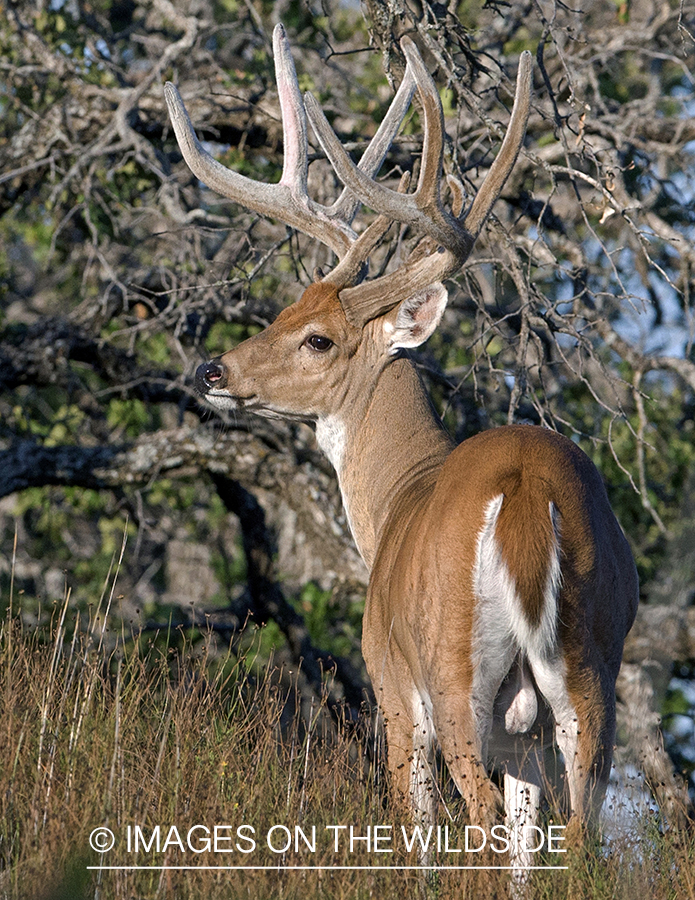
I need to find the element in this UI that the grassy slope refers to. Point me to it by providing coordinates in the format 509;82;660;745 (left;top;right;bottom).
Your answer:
0;588;693;900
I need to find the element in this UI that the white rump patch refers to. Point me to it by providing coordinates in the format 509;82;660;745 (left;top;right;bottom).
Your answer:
470;494;563;747
473;494;561;662
471;494;581;827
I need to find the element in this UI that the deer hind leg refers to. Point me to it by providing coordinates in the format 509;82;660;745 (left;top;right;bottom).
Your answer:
435;692;505;829
498;661;545;877
529;653;615;827
433;642;516;828
371;649;437;831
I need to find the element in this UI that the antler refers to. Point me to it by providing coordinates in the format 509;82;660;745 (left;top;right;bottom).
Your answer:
164;23;415;268
306;41;533;324
165;25;532;327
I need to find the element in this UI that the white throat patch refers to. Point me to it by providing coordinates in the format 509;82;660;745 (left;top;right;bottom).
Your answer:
315;416;347;475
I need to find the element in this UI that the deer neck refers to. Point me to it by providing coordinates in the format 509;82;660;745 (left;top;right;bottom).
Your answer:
316;356;453;570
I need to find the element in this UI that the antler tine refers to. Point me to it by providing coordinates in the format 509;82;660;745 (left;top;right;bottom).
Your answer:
338;50;533;326
327;66;417;226
399;39;447;224
274;23;307;196
325;172;412;287
166;25;531;326
304;37;469;257
462;50;533;237
164;24;353;259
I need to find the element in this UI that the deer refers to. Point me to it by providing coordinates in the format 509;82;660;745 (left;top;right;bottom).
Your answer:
164;24;639;871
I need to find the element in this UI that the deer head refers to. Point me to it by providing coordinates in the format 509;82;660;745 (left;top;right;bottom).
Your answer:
164;25;532;431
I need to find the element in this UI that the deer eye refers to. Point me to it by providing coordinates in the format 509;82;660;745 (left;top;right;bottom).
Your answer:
305;334;333;352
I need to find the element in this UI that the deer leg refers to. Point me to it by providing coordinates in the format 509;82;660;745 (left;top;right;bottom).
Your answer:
371;654;437;831
408;687;438;830
433;687;505;829
504;749;543;887
435;635;520;827
567;676;615;826
529;653;615;826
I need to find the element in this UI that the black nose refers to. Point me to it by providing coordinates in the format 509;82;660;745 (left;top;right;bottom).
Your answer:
195;359;226;394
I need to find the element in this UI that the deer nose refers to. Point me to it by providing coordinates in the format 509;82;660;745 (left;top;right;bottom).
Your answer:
195;359;226;394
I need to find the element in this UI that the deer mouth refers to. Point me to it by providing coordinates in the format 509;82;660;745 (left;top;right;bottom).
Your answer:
203;390;255;409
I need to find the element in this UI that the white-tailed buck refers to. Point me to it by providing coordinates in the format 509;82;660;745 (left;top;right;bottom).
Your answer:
165;24;638;867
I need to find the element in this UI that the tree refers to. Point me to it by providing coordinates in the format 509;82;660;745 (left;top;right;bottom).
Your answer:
0;0;693;808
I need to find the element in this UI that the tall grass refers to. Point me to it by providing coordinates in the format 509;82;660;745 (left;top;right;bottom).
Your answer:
1;578;693;898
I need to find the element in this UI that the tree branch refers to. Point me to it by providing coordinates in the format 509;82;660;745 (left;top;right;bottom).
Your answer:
212;476;368;713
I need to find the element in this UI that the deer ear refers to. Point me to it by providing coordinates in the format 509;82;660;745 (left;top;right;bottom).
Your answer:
385;282;448;352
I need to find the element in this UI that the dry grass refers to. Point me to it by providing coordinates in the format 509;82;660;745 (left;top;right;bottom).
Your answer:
1;575;693;899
